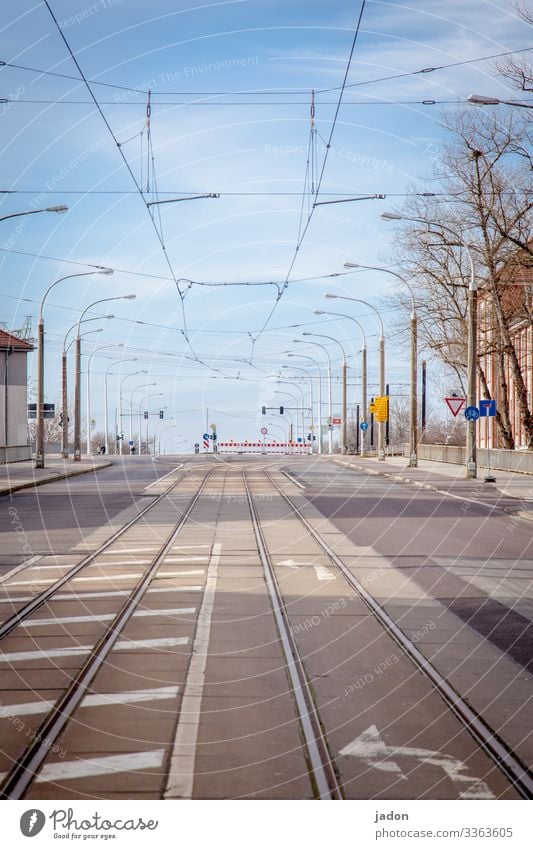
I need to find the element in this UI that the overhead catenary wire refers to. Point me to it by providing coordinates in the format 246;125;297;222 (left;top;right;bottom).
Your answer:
249;0;369;352
2;46;531;97
41;1;198;359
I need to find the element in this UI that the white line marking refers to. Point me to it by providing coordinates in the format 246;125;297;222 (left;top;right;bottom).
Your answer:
281;470;305;489
0;686;179;718
170;545;210;549
162;557;208;563
164;542;221;799
0;556;42;583
20;609;196;627
0;586;204;604
4;750;166;783
313;565;335;581
0;637;189;663
156;570;205;577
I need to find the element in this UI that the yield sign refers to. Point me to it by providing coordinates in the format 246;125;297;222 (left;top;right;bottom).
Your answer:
445;396;465;417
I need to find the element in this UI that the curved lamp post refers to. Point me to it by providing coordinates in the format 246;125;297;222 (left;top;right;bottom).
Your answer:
381;211;476;478
345;262;418;466
74;289;136;461
104;358;137;454
325;294;385;460
35;268;111;469
287;353;323;454
293;339;333;454
303;332;347;454
314;309;367;456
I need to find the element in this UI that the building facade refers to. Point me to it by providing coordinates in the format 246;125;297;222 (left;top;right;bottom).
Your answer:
0;330;34;463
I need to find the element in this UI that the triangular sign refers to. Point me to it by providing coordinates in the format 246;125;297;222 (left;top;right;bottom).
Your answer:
445;397;466;417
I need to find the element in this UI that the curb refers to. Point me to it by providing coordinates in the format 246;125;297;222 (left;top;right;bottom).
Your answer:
0;460;113;497
332;458;533;525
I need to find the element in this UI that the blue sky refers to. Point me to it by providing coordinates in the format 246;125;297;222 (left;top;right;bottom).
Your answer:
1;0;530;449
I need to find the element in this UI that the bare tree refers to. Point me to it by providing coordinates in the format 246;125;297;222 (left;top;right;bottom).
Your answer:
494;2;533;93
386;108;533;448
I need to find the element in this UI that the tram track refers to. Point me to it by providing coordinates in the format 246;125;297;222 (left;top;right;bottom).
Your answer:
258;467;533;800
0;466;216;799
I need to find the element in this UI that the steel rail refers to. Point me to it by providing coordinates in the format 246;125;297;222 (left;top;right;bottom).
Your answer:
0;463;190;639
242;468;343;800
265;469;533;800
0;467;217;800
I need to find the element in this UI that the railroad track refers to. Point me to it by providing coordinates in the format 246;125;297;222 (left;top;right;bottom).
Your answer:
245;466;533;800
1;458;530;800
0;465;217;799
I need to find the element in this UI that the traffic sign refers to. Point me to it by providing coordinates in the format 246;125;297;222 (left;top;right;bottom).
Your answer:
360;421;369;431
128;440;134;446
464;406;480;421
203;432;209;440
297;437;303;443
260;427;268;435
372;396;389;422
479;399;497;417
445;397;465;417
331;417;341;425
194;443;199;448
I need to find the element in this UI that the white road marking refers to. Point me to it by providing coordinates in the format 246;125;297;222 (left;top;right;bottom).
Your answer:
0;637;189;663
0;686;179;718
156;570;205;577
0;556;42;583
276;559;304;568
280;470;305;489
170;545;210;549
313;565;335;581
0;749;166;783
5;573;145;586
164;542;222;799
162;557;208;563
340;725;495;799
20;608;196;627
0;586;204;604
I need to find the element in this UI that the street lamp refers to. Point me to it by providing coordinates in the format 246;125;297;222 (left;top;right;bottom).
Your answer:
137;392;163;455
118;371;147;453
104;358;138;454
130;383;157;451
325;293;386;460
276;380;306;441
345;262;418;467
294;338;333;454
62;328;103;455
35;269;112;469
303;331;348;454
85;343;124;454
467;94;533;109
275;389;304;445
73;289;136;461
0;205;67;224
282;364;314;454
61;315;114;458
381;211;477;478
314;309;367;457
287;353;324;454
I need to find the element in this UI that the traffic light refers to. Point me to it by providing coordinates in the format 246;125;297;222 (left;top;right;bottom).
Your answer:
307;433;311;442
261;406;266;415
144;411;148;420
279;406;284;415
159;410;164;419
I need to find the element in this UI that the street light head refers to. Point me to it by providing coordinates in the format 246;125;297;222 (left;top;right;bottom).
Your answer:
467;93;500;105
292;339;302;343
324;293;338;299
96;267;114;275
45;205;68;213
313;310;325;315
105;314;115;319
302;332;312;337
380;211;403;220
343;262;358;269
123;293;136;299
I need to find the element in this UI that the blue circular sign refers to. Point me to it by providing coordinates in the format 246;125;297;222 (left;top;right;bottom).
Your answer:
360;421;369;431
128;440;134;446
297;437;303;443
203;432;210;440
464;406;480;421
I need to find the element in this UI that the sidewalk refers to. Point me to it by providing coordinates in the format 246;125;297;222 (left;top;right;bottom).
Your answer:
333;454;533;523
0;455;113;497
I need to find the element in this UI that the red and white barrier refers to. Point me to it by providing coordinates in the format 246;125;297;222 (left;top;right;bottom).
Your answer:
217;442;310;454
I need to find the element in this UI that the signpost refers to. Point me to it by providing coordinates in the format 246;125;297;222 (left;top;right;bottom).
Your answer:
369;396;388;423
260;427;268;435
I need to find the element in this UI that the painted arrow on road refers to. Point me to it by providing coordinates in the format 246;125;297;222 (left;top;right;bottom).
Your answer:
339;725;494;798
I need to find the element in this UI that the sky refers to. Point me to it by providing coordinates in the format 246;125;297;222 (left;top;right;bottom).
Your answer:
1;0;530;451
